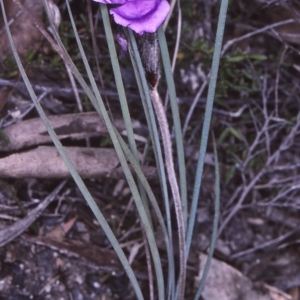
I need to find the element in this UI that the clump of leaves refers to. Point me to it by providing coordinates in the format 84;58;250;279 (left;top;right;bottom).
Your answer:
0;55;18;78
217;50;267;102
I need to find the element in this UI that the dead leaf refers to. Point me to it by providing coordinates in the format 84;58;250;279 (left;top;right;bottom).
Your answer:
128;242;144;265
0;181;66;247
195;253;291;300
46;217;77;242
0;146;119;178
0;112;131;151
0;146;158;180
287;286;299;300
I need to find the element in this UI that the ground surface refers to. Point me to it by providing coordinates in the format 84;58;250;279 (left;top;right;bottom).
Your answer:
1;0;300;299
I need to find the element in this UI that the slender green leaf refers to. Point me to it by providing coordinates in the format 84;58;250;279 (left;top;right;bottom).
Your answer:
194;134;220;300
127;29;171;300
64;2;165;299
186;0;229;259
1;2;143;298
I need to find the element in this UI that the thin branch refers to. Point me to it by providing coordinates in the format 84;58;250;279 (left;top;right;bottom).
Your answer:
221;19;295;56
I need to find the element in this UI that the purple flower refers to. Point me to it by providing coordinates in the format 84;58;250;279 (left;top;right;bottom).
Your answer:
93;0;170;35
95;0;125;4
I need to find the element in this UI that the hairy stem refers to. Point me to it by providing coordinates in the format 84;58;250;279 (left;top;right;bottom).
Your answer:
150;88;186;300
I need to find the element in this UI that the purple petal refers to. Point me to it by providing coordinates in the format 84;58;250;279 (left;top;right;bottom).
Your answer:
92;0;125;4
110;0;170;34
